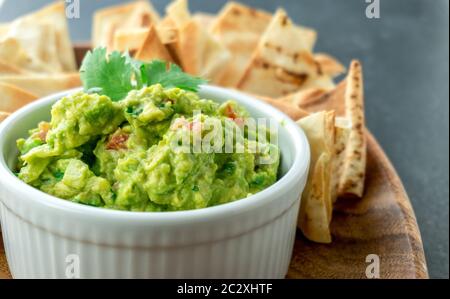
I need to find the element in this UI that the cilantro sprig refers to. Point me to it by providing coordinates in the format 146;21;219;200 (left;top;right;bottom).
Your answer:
80;47;207;101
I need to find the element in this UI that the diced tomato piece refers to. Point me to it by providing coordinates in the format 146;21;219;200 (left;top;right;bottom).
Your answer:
225;104;237;119
37;122;50;142
106;133;129;150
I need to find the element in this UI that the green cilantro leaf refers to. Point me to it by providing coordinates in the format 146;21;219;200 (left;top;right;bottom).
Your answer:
80;48;136;101
79;48;207;101
140;60;207;92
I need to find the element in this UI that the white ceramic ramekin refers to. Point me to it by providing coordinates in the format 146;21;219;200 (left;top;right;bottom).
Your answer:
0;86;310;279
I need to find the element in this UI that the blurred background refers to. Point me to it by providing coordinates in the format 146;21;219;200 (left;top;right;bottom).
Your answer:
1;0;448;278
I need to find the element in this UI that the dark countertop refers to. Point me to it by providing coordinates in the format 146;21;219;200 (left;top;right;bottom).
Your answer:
1;0;448;278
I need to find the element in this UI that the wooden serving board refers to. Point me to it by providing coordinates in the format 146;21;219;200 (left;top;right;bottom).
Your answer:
0;46;428;279
287;132;428;278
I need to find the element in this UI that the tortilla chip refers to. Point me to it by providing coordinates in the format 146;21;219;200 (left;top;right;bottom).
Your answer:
93;0;160;50
0;82;38;113
236;9;319;97
297;111;335;243
165;0;230;81
210;2;272;86
0;73;81;97
314;53;345;77
192;13;215;30
112;27;150;54
0;111;10;122
135;25;174;62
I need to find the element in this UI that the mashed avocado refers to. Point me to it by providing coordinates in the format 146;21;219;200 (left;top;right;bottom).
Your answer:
16;85;280;211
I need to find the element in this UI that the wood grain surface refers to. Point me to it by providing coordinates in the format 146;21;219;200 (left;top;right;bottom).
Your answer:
0;45;428;279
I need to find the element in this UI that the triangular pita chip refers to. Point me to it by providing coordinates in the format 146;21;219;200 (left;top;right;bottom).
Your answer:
0;38;54;73
192;13;215;30
19;2;77;72
274;54;344;96
0;82;38;113
155;23;182;66
3;22;62;72
0;2;77;73
277;87;329;108
93;0;160;50
336;60;366;197
166;0;191;28
299;153;332;243
300;75;336;91
296;61;366;198
135;25;174;62
210;2;272;86
275;75;337;108
297;111;335;243
251;93;310;120
112;27;150;54
0;73;81;97
296;79;347;115
165;0;230;81
236;9;319;97
314;53;345;77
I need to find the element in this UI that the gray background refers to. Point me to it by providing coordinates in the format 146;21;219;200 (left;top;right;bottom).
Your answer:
0;0;448;278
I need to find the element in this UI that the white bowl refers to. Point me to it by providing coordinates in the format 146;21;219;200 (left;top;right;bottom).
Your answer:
0;86;310;279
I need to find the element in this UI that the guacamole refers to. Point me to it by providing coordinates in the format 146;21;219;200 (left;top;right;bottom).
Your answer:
16;85;280;211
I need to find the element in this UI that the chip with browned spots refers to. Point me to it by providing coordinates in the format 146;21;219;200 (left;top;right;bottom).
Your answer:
298;60;367;198
92;0;160;51
297;111;336;243
210;2;272;87
134;25;174;63
236;9;319;97
164;0;230;81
